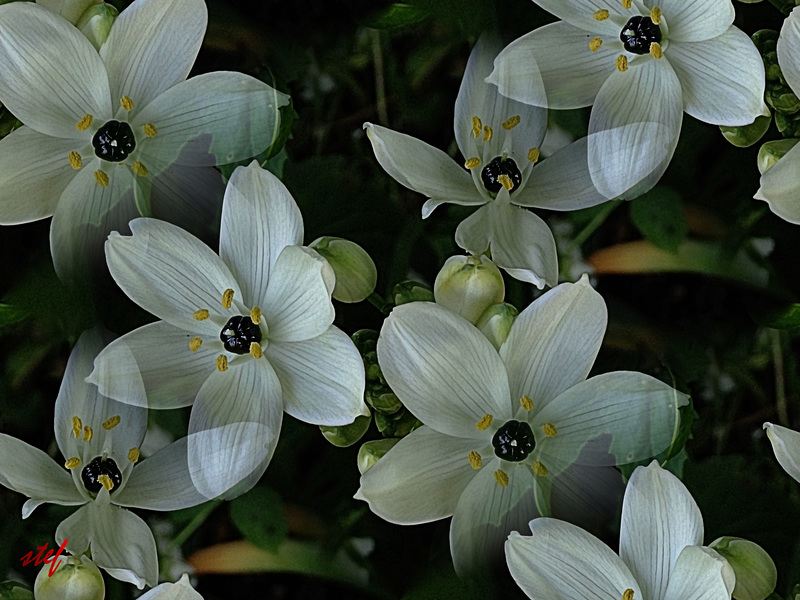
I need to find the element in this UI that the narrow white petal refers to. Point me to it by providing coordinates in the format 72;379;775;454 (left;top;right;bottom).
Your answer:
138;574;202;600
754;144;800;224
764;422;800;483
663;546;737;600
778;7;800;96
657;0;734;42
454;203;491;256
526;0;626;33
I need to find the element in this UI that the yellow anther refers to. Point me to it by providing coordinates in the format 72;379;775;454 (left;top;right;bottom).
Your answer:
589;37;603;52
483;126;493;142
222;288;234;309
494;470;509;487
250;342;263;359
120;95;134;111
189;337;203;352
616;55;628;72
132;161;148;177
650;6;661;24
497;174;514;191
471;116;482;138
65;457;81;469
76;114;93;131
532;461;548;476
216;355;228;372
193;309;210;321
542;422;558;438
68;151;83;170
527;147;540;164
250;306;262;325
72;417;82;438
468;450;483;470
142;122;158;138
476;414;494;431
622;0;631;7
623;590;635;600
128;447;140;464
83;426;93;442
520;395;533;411
464;157;481;169
97;474;114;491
94;170;109;187
502;115;521;130
593;9;609;20
650;42;663;59
102;415;121;430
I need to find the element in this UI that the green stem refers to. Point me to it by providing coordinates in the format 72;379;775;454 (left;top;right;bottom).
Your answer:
366;292;392;315
771;328;790;427
166;500;223;553
567;200;622;251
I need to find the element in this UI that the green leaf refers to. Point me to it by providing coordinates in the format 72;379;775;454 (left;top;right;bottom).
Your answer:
230;486;288;553
0;582;33;600
0;304;29;328
361;3;430;29
750;302;800;330
629;187;688;252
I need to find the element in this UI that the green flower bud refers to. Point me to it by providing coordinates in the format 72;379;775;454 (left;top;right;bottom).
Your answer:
757;138;800;174
357;438;400;474
36;0;101;25
374;407;421;438
710;537;777;600
320;414;372;447
0;582;33;600
310;237;377;303
34;555;105;600
720;115;771;148
366;387;402;414
434;255;505;325
475;302;519;350
392;280;434;305
75;3;119;50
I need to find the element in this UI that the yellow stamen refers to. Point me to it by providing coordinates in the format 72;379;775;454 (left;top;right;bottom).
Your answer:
120;95;134;111
542;422;558;438
250;306;262;325
497;174;514;191
502;115;521;130
532;460;548;476
494;470;509;487
650;6;661;24
471;116;482;138
72;417;82;438
589;37;603;52
132;161;148;177
250;342;263;359
68;151;83;170
222;288;235;309
520;395;533;411
142;122;158;138
527;147;540;164
464;157;481;169
83;426;93;442
650;42;663;59
193;309;210;321
76;114;93;131
476;414;493;431
623;590;635;600
97;474;114;491
128;447;140;464
216;355;228;372
468;450;483;470
189;337;203;352
65;457;81;469
483;126;493;142
616;55;628;72
102;415;121;430
622;0;632;7
94;170;109;187
593;9;609;20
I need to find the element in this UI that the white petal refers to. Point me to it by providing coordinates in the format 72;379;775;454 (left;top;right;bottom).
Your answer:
524;0;626;33
220;161;304;305
266;326;367;426
100;0;206;114
377;302;512;438
354;426;480;524
764;422;800;483
754;143;800;224
138;574;202;600
488;22;615;109
133;72;290;166
663;546;737;600
620;462;704;600
454;203;491;256
656;0;734;42
667;29;767;125
779;7;800;96
88;321;216;409
501;274;606;410
0;3;111;138
506;519;640;600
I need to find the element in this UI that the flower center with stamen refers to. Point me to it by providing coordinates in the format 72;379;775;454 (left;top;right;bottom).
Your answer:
92;120;136;161
619;16;662;55
220;315;263;354
492;420;535;461
481;157;522;193
81;456;122;493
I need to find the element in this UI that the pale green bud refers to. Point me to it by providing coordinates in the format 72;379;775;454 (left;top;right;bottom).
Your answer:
710;537;777;600
34;555;105;600
392;280;433;305
434;255;505;324
75;3;118;50
320;414;371;447
720;115;771;148
357;438;399;474
36;0;101;25
475;302;519;350
757;138;800;174
310;237;377;303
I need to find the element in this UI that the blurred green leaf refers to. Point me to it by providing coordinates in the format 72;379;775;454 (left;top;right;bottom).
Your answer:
362;3;429;29
630;187;688;252
230;486;288;553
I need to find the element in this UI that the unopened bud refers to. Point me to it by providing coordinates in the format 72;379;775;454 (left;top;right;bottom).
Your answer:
310;237;377;303
757;138;800;174
434;255;504;324
36;0;100;24
475;302;519;350
720;115;771;148
392;280;433;305
34;555;105;600
320;414;372;447
357;438;400;474
75;3;119;50
710;537;777;600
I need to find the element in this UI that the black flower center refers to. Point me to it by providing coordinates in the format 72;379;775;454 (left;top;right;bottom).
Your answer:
92;120;136;161
220;315;263;354
81;456;122;493
480;157;522;193
620;16;662;55
492;420;536;461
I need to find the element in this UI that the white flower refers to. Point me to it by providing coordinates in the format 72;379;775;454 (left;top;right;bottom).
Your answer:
0;328;214;589
763;422;800;483
0;0;289;281
87;161;368;500
355;275;687;576
139;574;203;600
365;35;608;288
754;7;800;223
489;0;768;200
506;461;736;600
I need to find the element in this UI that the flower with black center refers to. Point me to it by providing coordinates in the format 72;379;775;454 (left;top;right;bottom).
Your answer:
488;0;768;200
355;275;687;576
0;0;289;281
